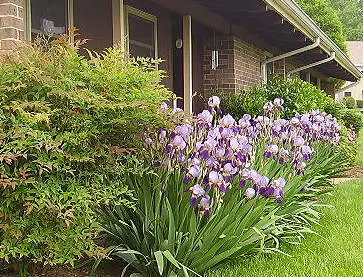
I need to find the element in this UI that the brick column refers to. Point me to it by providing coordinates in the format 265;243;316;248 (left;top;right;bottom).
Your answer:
202;35;264;98
0;0;25;51
203;35;236;97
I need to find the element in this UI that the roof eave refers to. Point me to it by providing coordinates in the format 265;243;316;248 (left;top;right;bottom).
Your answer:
263;0;362;81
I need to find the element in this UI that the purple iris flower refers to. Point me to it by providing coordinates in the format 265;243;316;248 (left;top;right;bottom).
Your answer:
200;195;211;209
264;144;278;158
197;110;213;124
245;188;256;199
220;114;236;127
240;179;247;188
301;145;313;160
160;102;168;111
208;96;221;108
294;136;305;147
189;184;205;197
188;165;201;178
159;130;167;138
209;171;223;184
172;135;186;150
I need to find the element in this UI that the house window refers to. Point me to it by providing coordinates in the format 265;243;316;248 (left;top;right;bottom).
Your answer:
345;91;352;97
126;6;158;59
300;72;307;81
74;0;113;52
310;75;318;86
29;0;67;40
27;0;113;51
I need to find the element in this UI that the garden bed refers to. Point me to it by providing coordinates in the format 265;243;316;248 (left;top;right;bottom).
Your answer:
0;262;120;277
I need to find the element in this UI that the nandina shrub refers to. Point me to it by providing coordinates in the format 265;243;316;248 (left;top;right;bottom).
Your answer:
0;37;171;266
99;97;346;276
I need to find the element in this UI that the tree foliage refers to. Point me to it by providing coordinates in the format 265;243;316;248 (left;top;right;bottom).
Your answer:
296;0;347;51
326;0;363;41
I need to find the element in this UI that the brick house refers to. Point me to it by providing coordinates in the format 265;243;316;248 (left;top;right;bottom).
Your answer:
0;0;361;113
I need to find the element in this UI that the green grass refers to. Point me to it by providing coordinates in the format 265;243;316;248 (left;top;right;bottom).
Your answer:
206;179;363;277
356;131;363;166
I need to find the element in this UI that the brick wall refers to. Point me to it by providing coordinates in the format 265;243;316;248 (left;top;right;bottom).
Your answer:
234;37;264;91
203;35;235;97
202;35;265;98
0;0;25;51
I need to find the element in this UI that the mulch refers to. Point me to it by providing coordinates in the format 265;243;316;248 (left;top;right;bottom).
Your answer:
0;261;122;277
343;164;363;178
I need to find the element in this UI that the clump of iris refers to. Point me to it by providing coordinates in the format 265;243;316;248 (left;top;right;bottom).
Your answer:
145;96;341;216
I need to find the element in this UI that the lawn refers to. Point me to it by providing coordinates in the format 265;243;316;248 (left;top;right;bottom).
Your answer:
206;179;363;277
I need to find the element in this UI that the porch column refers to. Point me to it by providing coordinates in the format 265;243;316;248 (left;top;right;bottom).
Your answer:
183;15;193;114
112;0;125;52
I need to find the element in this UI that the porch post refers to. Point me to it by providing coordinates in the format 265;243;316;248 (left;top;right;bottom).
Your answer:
183;15;193;114
112;0;125;52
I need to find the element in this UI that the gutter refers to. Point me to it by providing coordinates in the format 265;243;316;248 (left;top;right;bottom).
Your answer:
263;0;362;81
287;52;336;78
261;37;320;83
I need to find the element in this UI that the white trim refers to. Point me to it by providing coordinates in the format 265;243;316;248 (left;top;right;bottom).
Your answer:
112;0;125;49
261;37;320;83
1;38;21;41
0;26;24;31
183;15;193;114
264;0;362;81
0;14;22;19
25;0;30;40
287;52;336;77
67;0;74;39
0;3;23;9
125;5;158;59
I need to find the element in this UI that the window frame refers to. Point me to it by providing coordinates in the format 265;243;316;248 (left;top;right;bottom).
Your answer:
25;0;73;41
345;91;352;97
125;5;158;59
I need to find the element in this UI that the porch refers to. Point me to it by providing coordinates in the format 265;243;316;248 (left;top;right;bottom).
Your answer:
22;0;361;113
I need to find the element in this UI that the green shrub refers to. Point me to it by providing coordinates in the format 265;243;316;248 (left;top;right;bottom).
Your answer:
220;86;268;119
341;109;363;133
342;96;356;109
356;100;363;108
0;37;171;265
323;99;346;120
220;77;338;119
337;125;358;164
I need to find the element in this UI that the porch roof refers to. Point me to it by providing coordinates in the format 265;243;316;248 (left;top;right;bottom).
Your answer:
194;0;362;82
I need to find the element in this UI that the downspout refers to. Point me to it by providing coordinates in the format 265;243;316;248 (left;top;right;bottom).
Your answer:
287;52;336;78
261;37;320;84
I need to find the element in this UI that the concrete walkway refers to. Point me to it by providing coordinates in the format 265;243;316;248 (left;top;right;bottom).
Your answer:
331;177;360;184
